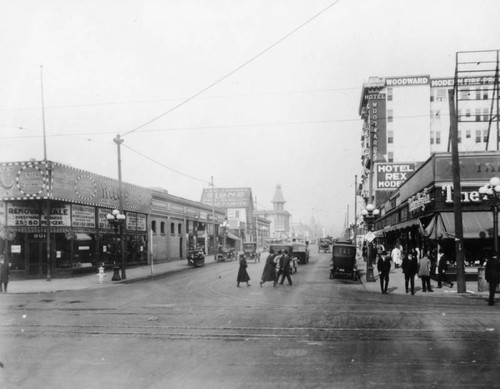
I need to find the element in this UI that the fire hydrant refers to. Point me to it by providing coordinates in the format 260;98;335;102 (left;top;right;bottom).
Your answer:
97;266;106;284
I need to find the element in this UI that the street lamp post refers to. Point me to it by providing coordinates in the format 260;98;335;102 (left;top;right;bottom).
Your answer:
479;177;500;257
106;209;126;281
361;204;380;283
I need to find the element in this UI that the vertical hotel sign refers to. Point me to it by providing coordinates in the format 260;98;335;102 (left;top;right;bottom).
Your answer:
366;91;386;160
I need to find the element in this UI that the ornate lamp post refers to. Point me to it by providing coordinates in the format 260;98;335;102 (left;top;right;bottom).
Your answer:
361;204;380;282
479;177;500;257
106;209;126;281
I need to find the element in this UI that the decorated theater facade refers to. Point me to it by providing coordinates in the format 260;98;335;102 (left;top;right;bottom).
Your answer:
373;151;500;262
0;161;152;279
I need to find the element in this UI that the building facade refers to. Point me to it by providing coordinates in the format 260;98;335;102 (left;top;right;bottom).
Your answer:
359;73;499;208
256;184;291;240
0;160;226;279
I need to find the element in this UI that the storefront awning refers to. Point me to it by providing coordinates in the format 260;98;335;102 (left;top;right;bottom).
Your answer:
424;212;497;239
373;219;422;237
226;231;242;241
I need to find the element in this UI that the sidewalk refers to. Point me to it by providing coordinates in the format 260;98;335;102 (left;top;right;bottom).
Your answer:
4;255;218;294
356;258;490;299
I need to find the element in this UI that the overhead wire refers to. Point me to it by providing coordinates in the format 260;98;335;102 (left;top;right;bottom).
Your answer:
120;0;343;138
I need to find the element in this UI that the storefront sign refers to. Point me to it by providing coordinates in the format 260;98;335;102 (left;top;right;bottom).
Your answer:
7;203;42;226
409;187;431;213
41;204;71;226
71;205;96;228
125;212;147;232
431;77;496;87
442;185;482;204
98;208;112;229
436;154;500;182
376;163;416;190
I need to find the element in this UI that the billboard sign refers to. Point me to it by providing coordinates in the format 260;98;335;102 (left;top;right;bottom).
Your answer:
376;163;416;190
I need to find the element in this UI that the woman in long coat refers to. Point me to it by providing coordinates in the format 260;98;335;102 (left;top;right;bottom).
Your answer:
237;254;250;287
260;250;276;287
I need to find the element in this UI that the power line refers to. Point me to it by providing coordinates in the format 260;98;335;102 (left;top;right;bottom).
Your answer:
121;0;343;137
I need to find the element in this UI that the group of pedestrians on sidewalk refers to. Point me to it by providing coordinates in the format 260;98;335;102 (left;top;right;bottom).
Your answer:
259;249;293;288
376;247;455;296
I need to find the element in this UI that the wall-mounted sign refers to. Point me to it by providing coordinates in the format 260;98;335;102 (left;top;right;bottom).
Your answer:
71;204;96;228
201;188;252;209
0;162;49;199
376;163;416;190
409;187;432;214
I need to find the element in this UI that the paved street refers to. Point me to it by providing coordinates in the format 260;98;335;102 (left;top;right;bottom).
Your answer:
1;248;499;389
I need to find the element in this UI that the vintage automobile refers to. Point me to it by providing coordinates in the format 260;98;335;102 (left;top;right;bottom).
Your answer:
217;247;235;262
330;240;357;280
242;242;260;263
291;242;309;265
187;248;205;267
318;239;331;253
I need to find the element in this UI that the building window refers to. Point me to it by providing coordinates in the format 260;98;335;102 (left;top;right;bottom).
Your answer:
152;220;157;234
430;131;434;144
436;88;447;102
178;223;182;235
387;109;393;122
466;129;471;139
475;130;481;143
476;88;481;100
465;109;471;120
160;221;165;234
435;132;441;145
435;110;441;119
458;130;462;143
387;87;393;101
388;130;393;144
483;130;488;143
483;88;489;99
460;88;470;100
483;108;490;122
475;108;481;122
388;152;394;162
170;223;175;235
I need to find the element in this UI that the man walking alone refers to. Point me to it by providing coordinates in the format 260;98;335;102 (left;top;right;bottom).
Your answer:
377;250;391;294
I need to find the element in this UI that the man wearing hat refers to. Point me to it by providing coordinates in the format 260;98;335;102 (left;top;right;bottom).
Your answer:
377;250;391;294
485;255;500;306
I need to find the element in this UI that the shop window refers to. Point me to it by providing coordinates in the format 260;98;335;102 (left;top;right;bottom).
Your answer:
460;88;470;100
151;220;157;234
170;223;175;235
160;221;165;234
178;223;182;235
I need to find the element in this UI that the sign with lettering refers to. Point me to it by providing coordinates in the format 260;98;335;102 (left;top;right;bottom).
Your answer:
6;203;71;227
200;188;252;209
431;77;497;88
409;187;431;214
367;93;387;161
71;204;96;228
376;163;416;190
435;154;500;181
385;75;430;87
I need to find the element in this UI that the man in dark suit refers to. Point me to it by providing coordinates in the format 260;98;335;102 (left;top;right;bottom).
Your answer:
377;250;391;294
485;255;500;306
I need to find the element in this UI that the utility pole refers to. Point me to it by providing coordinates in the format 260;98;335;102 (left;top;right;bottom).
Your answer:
114;134;126;280
448;87;466;293
40;65;51;281
354;175;357;245
210;176;216;258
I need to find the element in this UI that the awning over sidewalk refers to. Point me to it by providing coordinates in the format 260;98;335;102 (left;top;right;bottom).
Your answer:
226;231;242;241
373;218;422;237
423;212;497;239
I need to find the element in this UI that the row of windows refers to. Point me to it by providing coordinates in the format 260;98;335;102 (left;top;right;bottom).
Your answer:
151;220;182;235
388;86;491;103
430;129;491;144
458;108;490;122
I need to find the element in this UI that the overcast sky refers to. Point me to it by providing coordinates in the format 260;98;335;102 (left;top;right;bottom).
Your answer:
1;0;500;236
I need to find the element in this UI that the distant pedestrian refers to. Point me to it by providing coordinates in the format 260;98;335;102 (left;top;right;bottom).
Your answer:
402;251;418;295
260;250;277;287
0;255;9;293
391;245;402;268
485;255;500;306
418;252;433;292
278;250;293;286
237;254;250;287
377;250;391;294
437;249;453;288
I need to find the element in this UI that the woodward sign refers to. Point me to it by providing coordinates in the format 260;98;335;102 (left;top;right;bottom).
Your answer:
376;163;416;190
